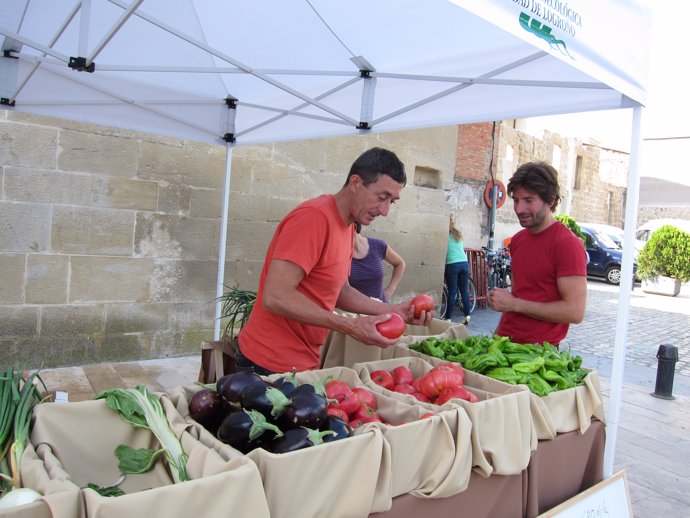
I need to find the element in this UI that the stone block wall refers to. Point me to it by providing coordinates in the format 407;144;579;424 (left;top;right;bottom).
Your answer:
0;110;456;368
490;122;630;245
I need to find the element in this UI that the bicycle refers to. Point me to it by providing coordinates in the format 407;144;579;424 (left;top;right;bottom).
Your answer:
484;247;512;290
439;275;477;318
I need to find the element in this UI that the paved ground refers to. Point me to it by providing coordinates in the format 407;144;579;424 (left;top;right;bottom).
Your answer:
36;279;690;517
453;279;690;517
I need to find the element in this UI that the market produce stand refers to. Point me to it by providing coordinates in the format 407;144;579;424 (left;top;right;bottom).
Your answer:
329;324;607;518
3;322;606;518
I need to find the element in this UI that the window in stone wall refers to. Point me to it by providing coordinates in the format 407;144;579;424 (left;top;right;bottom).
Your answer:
573;155;583;190
414;166;441;189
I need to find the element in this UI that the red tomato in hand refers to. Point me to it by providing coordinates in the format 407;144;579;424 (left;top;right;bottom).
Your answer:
411;293;434;318
376;313;406;339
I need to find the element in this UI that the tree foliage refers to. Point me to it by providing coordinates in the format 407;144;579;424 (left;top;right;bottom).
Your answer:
637;225;690;282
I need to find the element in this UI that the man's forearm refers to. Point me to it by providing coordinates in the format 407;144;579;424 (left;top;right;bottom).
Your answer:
510;297;584;324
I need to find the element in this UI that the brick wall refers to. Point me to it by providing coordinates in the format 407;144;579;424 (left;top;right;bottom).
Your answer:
456;123;498;181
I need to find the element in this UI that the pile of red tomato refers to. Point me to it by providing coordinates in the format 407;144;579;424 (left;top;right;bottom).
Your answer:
324;381;388;429
369;363;479;405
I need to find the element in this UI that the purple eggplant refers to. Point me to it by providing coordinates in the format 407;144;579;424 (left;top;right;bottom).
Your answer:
188;388;228;433
240;382;292;419
217;370;265;405
217;408;283;453
281;374;333;398
273;370;300;396
321;416;351;443
280;391;328;429
268;427;336;454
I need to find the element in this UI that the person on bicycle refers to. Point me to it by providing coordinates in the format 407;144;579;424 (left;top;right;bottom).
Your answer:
443;214;472;326
488;162;587;347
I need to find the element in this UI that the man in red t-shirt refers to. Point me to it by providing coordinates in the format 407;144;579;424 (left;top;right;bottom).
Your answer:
489;162;587;346
237;147;432;374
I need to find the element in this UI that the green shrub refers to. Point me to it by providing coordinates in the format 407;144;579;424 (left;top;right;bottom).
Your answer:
555;214;586;246
637;225;690;282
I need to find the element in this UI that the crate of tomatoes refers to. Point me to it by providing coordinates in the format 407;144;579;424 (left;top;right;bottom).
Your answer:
354;353;534;477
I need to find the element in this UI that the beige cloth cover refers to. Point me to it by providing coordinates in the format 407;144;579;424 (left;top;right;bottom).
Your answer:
6;442;81;518
528;370;606;440
287;366;472;499
320;319;462;369
356;346;534;478
170;372;392;518
22;397;270;518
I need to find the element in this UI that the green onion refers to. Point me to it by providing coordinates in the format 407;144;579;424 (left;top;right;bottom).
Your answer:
96;386;188;484
0;367;45;494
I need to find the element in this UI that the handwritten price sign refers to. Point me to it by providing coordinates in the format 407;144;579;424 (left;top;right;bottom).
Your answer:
537;471;631;518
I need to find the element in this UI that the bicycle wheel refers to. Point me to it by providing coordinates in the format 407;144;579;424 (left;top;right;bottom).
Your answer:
466;277;477;314
457;277;477;315
439;282;449;318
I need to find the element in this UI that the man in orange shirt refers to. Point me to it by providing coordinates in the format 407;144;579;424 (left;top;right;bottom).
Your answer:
238;147;432;374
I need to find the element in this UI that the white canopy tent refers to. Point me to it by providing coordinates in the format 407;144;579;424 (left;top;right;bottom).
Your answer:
1;0;651;478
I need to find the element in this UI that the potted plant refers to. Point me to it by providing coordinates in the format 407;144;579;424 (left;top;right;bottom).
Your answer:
637;225;690;297
199;285;257;383
218;284;257;339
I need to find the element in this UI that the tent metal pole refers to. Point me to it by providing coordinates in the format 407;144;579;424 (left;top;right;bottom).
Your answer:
603;105;644;478
214;145;233;341
78;0;91;57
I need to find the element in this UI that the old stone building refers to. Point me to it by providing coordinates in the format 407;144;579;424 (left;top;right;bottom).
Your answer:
0;111;629;368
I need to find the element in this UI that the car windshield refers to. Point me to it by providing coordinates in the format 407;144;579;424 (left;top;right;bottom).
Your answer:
595;230;621;249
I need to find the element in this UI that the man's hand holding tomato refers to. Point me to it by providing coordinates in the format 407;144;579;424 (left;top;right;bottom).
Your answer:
334;286;433;348
394;295;434;327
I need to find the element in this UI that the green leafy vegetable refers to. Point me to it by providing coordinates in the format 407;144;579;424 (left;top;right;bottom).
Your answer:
86;482;126;497
96;386;188;484
115;444;166;475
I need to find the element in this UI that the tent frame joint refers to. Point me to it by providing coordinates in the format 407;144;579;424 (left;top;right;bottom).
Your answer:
0;98;15;106
223;133;236;143
3;50;18;59
68;57;95;73
357;122;370;130
225;97;238;109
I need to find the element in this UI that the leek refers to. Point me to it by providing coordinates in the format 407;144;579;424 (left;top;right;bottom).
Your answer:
96;386;188;484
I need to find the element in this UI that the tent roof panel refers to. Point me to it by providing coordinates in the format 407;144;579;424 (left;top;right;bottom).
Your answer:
1;0;650;146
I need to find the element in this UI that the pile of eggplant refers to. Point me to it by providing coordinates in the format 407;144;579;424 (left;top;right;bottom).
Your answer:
188;370;351;454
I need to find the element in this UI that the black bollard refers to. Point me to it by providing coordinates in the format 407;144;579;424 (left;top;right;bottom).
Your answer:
650;344;679;400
